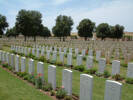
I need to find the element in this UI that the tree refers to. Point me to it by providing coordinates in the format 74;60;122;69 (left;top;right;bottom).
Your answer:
112;24;124;39
0;14;8;35
39;25;51;38
52;15;73;41
96;23;110;40
77;19;95;40
15;9;43;41
5;26;19;38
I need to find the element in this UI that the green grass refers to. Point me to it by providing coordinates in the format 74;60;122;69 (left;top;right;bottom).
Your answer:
0;67;52;100
1;45;133;100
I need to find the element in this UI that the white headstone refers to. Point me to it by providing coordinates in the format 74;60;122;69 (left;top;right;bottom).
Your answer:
77;55;83;66
80;74;93;100
127;63;133;78
48;65;56;90
96;51;101;61
62;69;72;95
37;62;44;82
98;58;106;74
86;56;93;69
15;55;19;72
67;53;72;66
29;59;34;74
21;57;26;72
112;60;120;75
59;52;64;63
104;80;122;100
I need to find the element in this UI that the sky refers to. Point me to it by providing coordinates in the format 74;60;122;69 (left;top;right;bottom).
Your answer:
0;0;133;32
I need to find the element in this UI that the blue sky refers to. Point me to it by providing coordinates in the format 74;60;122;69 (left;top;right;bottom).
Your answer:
0;0;133;32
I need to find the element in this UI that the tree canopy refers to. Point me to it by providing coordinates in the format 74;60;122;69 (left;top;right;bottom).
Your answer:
39;25;51;38
0;14;8;35
5;26;19;37
15;9;43;41
96;23;124;40
77;19;95;40
96;23;111;40
52;15;73;41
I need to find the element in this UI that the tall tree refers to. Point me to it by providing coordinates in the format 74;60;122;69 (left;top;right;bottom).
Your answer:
5;26;19;38
0;14;8;35
52;15;73;41
113;24;124;39
77;19;95;40
39;25;51;38
96;23;110;40
15;9;43;41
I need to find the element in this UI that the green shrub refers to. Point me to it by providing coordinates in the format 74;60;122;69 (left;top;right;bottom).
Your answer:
96;72;103;77
50;60;56;64
8;67;12;71
43;83;52;91
126;78;133;84
83;57;86;61
21;72;28;77
28;74;36;84
50;90;56;96
64;96;72;100
56;88;66;99
56;61;63;66
121;63;127;68
74;65;85;72
103;70;111;78
73;56;76;59
38;56;45;62
112;74;124;81
65;54;67;58
35;77;43;89
2;63;9;68
23;74;29;80
85;68;97;75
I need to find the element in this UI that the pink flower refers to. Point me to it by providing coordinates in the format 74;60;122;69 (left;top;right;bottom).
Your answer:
61;86;64;89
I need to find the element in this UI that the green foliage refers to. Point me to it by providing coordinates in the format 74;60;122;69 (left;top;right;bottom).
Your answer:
96;23;110;40
112;74;124;81
110;24;124;39
2;63;9;68
43;83;52;91
121;63;127;68
28;74;36;84
23;74;29;80
38;56;45;62
56;88;67;99
15;9;44;41
56;61;63;66
50;90;56;96
39;25;51;37
85;68;97;75
52;15;73;41
74;65;85;72
96;72;103;77
103;70;111;78
5;26;18;37
83;56;86;61
0;14;8;35
64;96;72;100
35;77;43;89
77;18;95;40
126;78;133;84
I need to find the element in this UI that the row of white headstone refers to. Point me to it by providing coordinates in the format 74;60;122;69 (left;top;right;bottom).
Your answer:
0;50;122;100
11;45;133;78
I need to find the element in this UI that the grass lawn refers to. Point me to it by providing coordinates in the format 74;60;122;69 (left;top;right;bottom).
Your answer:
0;67;52;100
1;45;133;100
